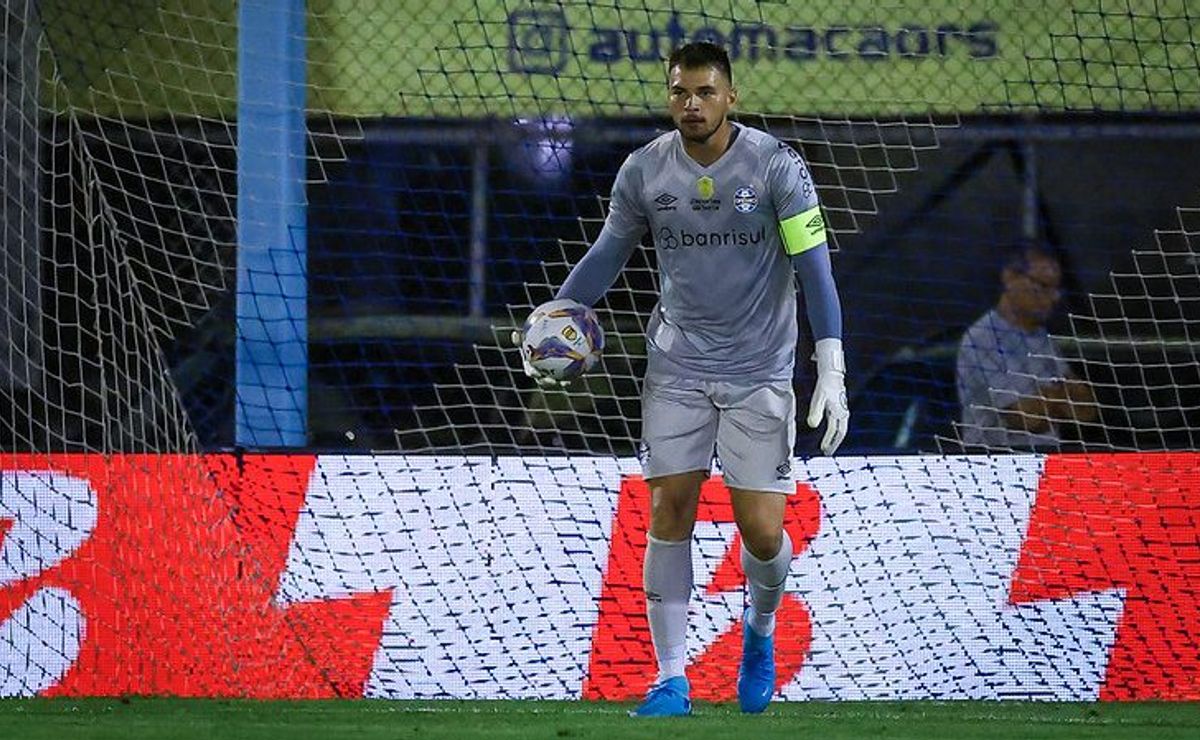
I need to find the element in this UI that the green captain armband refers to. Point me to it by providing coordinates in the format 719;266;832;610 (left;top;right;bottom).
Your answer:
779;206;827;256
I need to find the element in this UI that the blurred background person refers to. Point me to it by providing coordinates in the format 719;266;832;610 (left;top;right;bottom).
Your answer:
956;243;1098;451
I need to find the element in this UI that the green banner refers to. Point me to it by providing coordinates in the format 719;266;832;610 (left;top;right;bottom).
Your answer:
311;0;1200;117
42;0;1200;119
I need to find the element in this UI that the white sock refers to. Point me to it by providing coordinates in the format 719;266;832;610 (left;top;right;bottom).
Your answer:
741;535;793;638
644;534;692;683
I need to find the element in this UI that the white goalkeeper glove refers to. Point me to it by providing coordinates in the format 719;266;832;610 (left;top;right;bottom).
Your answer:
806;337;849;455
510;328;571;389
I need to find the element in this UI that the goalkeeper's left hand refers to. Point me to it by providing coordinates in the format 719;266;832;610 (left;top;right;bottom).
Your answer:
806;337;849;455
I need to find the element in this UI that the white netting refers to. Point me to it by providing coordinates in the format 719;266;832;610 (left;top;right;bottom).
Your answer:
0;0;1199;703
391;1;1200;455
1;0;241;452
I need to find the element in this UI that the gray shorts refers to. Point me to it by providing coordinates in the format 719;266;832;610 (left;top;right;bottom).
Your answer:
638;372;797;494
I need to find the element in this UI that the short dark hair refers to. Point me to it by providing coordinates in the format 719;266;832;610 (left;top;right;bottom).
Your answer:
667;42;733;85
1003;240;1060;274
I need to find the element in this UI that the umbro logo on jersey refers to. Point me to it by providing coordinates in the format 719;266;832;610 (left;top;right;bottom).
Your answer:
806;213;824;234
653;192;678;211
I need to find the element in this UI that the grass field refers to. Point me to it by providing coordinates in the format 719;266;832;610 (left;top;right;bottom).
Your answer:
2;699;1200;739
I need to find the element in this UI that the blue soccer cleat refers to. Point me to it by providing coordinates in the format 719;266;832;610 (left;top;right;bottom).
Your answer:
737;607;776;714
630;675;692;717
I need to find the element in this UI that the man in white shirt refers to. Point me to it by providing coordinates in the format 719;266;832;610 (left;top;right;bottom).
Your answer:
956;244;1097;450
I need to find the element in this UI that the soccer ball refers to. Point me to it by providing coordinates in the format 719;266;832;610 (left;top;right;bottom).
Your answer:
520;299;604;382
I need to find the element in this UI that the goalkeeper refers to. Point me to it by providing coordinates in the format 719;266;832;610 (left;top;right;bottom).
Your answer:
518;42;847;716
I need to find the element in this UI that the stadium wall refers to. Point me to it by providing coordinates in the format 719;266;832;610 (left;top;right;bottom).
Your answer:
1;452;1197;700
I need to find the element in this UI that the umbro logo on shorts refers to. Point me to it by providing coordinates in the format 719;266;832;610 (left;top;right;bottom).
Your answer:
776;461;792;479
654;192;678;211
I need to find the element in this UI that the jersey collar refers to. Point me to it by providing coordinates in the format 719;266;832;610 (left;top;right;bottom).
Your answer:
674;121;744;172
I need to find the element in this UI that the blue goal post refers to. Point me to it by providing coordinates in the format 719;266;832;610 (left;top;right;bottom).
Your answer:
235;0;308;447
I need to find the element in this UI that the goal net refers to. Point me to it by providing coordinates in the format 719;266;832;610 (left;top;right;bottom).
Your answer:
1;0;1198;702
375;1;1200;456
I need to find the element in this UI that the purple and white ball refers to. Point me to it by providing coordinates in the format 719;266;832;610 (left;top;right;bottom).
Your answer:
521;299;604;382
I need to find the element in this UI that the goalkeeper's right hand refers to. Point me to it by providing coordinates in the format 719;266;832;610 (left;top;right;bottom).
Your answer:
510;328;571;389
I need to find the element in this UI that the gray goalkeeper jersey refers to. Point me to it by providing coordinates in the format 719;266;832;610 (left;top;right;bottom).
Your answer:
606;123;822;381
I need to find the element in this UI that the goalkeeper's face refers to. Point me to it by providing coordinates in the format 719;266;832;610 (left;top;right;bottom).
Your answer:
668;64;737;144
